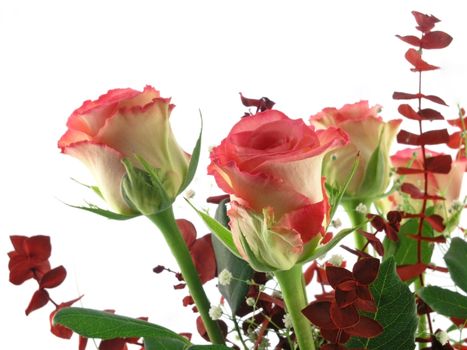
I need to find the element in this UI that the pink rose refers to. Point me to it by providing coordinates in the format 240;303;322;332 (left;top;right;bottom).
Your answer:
58;86;189;215
310;101;402;199
208;110;348;271
386;148;465;232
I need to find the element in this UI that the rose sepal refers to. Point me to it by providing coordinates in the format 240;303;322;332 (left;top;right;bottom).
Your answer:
177;112;203;195
64;202;140;220
186;199;241;258
121;157;173;216
297;226;358;264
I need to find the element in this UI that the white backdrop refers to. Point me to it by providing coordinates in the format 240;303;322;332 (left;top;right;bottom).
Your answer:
1;1;466;349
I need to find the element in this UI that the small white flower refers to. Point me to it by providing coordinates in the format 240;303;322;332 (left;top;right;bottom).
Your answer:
246;297;256;307
435;330;449;345
283;313;293;329
328;254;344;267
184;189;196;199
355;202;368;215
331;218;342;229
218;268;233;286
208;305;222;320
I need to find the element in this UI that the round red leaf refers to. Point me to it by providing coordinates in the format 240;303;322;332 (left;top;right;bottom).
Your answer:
25;288;49;315
326;266;353;289
40;265;67;289
330;302;359;328
353;258;380;285
302;301;334;329
345;316;383;338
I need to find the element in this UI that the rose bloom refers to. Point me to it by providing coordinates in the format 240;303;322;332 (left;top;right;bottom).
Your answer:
310;101;402;200
380;148;466;233
58;86;189;215
209;110;348;271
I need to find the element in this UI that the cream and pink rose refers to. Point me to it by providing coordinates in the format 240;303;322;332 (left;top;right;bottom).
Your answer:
310;101;402;200
58;86;189;215
208;110;348;271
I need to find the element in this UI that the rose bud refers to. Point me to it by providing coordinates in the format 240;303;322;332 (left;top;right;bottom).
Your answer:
58;86;190;215
310;101;402;200
209;110;348;271
379;148;466;233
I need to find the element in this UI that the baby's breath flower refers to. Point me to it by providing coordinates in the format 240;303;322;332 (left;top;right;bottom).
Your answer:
283;313;293;329
218;268;233;286
184;189;196;199
208;305;222;320
246;297;256;307
355;202;368;215
331;218;342;228
435;330;449;345
328;254;344;267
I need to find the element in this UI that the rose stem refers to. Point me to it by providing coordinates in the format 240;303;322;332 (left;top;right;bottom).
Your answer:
148;206;225;345
275;264;316;350
342;199;371;251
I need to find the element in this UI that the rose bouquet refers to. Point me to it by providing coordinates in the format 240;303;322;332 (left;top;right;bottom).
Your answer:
8;10;467;350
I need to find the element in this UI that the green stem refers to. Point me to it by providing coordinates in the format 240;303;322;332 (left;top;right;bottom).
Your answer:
343;199;370;251
148;207;225;345
414;277;429;350
275;264;315;350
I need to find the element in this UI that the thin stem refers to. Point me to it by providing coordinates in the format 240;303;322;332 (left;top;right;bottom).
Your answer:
147;207;225;345
275;264;315;350
233;316;249;350
342;199;371;251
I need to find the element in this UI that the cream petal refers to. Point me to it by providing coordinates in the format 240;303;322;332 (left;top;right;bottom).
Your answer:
64;142;132;214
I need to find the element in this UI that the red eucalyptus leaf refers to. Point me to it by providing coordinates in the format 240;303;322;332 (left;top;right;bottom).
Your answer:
405;48;440;71
50;296;84;339
40;265;67;289
421;31;453;49
425;154;452;174
353;258;380;285
196;316;227;342
427;265;449;273
354;297;377;313
448;117;466;129
340;245;373;258
320;328;340;343
407;234;447;243
25;288;49;315
10;235;52;260
393;92;420;100
206;194;230;204
401;182;444;200
398;104;422;120
79;336;88;350
448;131;462;148
176;219;197;248
397;263;427;281
396;35;421;47
356;284;373;302
424;214;446;232
304;261;318;285
424;94;448;106
345;316;383;338
396;167;425;175
190;234;217;284
335;288;357;308
326;266;353;289
359;231;384;256
450;317;467;328
412;11;440;32
330;302;359;328
418;108;444;120
302;301;335;329
397;129;450;146
99;339;127;350
239;93;275;111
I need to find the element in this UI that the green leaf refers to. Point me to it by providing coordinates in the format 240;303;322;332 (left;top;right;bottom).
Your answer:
298;227;355;264
144;337;188;350
418;286;467;319
383;218;434;273
71;178;104;199
186;199;241;258
179;112;203;194
444;237;467;293
65;202;139;220
212;199;253;314
53;307;190;344
360;144;385;198
347;257;417;350
327;154;359;221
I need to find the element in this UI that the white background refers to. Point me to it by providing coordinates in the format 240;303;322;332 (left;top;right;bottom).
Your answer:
1;1;466;349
